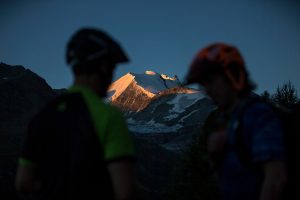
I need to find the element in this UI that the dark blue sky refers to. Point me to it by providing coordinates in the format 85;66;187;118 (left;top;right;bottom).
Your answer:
1;0;300;94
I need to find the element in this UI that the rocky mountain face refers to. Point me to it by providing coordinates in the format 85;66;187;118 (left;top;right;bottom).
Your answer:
0;64;215;200
108;71;181;112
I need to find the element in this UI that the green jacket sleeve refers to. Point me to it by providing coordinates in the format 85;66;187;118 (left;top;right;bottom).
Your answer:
102;109;135;161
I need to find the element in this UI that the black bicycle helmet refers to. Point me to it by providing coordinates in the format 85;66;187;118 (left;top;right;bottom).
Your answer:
66;28;129;70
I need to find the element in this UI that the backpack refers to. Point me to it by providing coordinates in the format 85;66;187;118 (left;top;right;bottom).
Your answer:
234;97;300;200
24;93;114;199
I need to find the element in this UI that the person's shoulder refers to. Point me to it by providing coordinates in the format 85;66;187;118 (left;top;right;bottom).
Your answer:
244;98;274;115
32;94;65;118
241;98;283;128
28;94;69;130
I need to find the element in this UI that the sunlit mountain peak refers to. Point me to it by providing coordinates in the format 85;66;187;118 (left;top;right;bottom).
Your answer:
108;71;181;101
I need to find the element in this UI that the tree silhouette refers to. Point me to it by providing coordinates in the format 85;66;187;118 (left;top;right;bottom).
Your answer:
260;90;271;102
271;81;299;109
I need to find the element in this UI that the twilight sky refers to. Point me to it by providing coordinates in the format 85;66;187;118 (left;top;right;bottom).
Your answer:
1;0;300;94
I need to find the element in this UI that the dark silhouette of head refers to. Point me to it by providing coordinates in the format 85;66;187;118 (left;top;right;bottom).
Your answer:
66;27;129;97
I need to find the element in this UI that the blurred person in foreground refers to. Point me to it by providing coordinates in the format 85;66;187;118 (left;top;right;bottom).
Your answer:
184;43;286;200
15;28;136;200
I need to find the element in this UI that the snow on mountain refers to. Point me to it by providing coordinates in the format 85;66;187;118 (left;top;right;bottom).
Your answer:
108;71;181;101
127;118;183;134
126;87;213;134
165;91;206;120
134;71;180;93
108;73;136;100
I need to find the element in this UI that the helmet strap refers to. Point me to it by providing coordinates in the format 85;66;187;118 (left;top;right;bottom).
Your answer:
223;67;245;92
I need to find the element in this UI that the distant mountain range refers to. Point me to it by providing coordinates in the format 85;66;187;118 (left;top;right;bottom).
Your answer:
0;63;215;200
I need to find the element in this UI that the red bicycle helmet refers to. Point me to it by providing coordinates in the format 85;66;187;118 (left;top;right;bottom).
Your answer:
186;43;247;92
